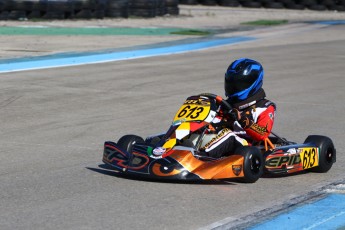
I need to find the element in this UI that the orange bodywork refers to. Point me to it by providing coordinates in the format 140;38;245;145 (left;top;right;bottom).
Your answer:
162;150;245;179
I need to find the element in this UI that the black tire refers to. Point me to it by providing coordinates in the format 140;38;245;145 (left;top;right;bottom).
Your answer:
298;0;317;7
156;7;166;16
108;0;128;8
46;0;75;12
263;1;284;8
11;0;34;11
73;0;96;10
8;10;27;19
92;9;105;18
105;8;129;17
42;0;75;18
304;135;336;173
308;4;327;10
199;0;218;6
0;0;4;11
117;135;145;153
237;146;263;183
0;11;9;20
165;0;178;7
217;0;240;7
259;0;273;4
130;0;157;8
27;10;43;19
156;0;166;16
319;0;335;8
166;6;179;15
276;0;293;4
130;8;156;17
106;0;129;18
179;0;199;4
74;9;93;18
95;0;107;9
42;11;66;19
285;2;305;9
1;0;11;10
31;0;43;11
240;0;262;8
129;0;157;17
328;5;345;11
165;0;178;15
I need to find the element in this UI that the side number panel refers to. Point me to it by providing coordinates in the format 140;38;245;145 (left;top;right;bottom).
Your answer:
300;147;319;169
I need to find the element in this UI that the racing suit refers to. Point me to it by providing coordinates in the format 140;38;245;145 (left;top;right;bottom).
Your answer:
198;89;276;158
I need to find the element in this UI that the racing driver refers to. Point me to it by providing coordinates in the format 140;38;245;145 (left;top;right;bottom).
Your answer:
198;58;276;158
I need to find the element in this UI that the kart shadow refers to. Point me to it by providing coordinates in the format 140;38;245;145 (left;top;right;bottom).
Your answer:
86;164;239;185
262;170;308;178
88;164;311;184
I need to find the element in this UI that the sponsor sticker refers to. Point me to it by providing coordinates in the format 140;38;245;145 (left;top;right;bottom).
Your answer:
232;165;242;176
200;128;231;150
153;147;166;157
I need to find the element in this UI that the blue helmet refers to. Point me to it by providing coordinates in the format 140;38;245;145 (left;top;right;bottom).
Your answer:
224;58;264;102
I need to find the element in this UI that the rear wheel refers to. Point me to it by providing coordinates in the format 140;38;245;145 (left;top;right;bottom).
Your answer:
304;135;336;173
117;135;144;153
236;146;263;183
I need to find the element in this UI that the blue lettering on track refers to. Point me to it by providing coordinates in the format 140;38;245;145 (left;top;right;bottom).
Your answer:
0;36;255;73
249;193;345;230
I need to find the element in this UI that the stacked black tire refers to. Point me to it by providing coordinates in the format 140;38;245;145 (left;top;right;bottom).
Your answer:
129;0;178;17
180;0;345;11
0;0;179;20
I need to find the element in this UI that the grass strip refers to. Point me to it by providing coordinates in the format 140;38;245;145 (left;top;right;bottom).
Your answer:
241;20;288;26
170;29;210;36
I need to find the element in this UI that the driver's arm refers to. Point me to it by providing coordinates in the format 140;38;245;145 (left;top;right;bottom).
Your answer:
238;105;275;141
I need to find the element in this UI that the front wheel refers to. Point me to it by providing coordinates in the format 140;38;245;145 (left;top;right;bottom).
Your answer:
304;135;336;173
117;135;144;153
236;146;264;183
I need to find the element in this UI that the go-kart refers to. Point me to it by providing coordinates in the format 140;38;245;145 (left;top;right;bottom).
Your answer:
102;93;336;183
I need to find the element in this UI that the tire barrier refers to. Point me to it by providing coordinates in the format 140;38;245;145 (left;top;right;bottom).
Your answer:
106;0;129;18
0;0;179;20
166;0;179;15
183;0;345;11
129;0;158;18
0;0;343;20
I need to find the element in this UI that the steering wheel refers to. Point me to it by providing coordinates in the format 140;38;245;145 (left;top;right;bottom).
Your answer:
198;93;232;111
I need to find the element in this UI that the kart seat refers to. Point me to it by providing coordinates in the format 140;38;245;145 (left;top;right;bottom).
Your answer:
179;139;195;148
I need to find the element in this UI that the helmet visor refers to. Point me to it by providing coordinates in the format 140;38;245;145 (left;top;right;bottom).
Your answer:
225;73;254;96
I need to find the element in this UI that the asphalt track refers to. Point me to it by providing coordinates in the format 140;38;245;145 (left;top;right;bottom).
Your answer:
0;23;345;230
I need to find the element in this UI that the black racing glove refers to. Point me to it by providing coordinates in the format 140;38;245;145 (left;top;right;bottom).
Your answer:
238;112;254;129
228;108;240;121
